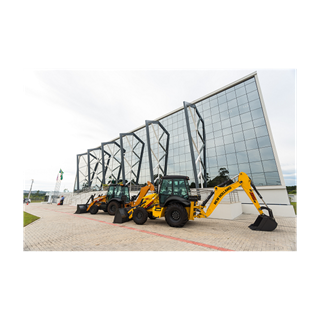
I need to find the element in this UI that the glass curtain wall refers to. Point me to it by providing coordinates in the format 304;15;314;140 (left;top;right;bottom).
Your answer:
74;75;280;191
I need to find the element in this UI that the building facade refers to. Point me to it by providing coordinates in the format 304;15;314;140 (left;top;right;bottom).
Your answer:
74;72;295;217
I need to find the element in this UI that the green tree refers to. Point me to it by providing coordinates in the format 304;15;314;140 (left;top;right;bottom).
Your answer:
207;167;230;187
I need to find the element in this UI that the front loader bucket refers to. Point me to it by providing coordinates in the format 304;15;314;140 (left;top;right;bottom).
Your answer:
74;204;88;214
113;207;131;224
248;214;278;231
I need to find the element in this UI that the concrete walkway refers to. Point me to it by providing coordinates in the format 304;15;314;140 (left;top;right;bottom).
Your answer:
23;203;297;251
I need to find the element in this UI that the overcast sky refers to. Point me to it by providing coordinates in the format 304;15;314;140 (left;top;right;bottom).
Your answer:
23;69;296;192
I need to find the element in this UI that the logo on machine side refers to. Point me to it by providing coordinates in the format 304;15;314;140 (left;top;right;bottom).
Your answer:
214;186;232;205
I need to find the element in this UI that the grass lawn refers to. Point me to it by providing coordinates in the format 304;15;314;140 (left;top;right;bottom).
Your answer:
291;202;297;214
24;211;40;227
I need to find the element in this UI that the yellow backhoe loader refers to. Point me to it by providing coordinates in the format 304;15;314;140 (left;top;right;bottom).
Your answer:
75;181;155;215
113;172;277;231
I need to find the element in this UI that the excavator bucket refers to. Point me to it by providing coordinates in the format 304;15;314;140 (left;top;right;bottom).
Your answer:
248;207;278;231
113;207;131;224
74;204;88;214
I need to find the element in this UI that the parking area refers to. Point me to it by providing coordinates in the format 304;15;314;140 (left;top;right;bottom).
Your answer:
23;203;296;251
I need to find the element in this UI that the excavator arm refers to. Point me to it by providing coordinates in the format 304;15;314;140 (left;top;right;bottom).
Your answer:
197;172;277;231
131;181;155;206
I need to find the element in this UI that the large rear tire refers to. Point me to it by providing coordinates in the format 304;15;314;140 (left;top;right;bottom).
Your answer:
165;203;188;228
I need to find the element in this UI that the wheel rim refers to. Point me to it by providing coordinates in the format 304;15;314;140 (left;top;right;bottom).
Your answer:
171;210;180;220
111;205;116;212
137;212;142;219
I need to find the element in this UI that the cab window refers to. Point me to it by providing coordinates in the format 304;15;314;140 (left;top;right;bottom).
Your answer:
173;179;189;199
159;179;172;206
115;186;122;197
122;186;130;199
107;185;115;197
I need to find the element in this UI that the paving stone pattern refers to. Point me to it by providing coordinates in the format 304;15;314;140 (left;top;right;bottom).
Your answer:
23;203;297;251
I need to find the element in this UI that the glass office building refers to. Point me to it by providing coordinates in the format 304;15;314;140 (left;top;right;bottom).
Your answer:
74;72;284;192
74;72;297;217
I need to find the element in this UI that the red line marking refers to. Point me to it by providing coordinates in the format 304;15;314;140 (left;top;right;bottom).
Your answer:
38;207;234;251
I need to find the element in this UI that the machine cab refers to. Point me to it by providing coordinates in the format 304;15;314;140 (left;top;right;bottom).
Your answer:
106;184;130;202
158;175;191;207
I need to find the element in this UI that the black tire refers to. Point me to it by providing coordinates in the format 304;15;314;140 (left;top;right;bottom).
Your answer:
89;204;99;214
107;201;119;215
165;203;188;228
133;207;148;225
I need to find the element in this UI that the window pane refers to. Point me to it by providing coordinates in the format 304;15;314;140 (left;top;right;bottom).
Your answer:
224;134;234;144
232;124;242;133
236;151;249;163
245;138;258;150
227;98;238;109
249;99;261;111
217;154;227;166
265;171;281;185
247;149;261;162
235;141;246;152
215;136;224;146
239;103;250;114
212;113;220;123
236;86;246;97
255;125;268;137
247;90;259;101
242;121;254;130
251;108;263;120
229;107;239;117
240;111;252;123
220;110;229;120
218;95;227;104
226;153;237;165
243;128;256;140
230;115;241;126
227;91;236;100
233;131;244;142
257;136;271;148
262;159;278;172
245;82;257;93
250;161;263;173
216;145;225;155
219;102;228;112
259;147;274;160
221;119;231;129
238;162;251;174
223;127;232;135
237;94;248;105
225;143;235;154
211;106;219;115
253;117;265;127
251;173;266;186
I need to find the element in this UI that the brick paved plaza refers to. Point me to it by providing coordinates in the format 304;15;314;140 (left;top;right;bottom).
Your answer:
23;203;296;251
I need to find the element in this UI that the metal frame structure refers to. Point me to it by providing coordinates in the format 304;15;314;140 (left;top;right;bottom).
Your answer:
87;147;103;189
76;152;88;191
183;101;207;189
101;141;124;185
145;120;170;185
119;133;144;185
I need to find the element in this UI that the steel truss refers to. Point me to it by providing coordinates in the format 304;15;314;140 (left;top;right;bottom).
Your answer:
183;101;207;189
145;120;170;185
87;147;103;190
101;141;124;185
119;133;144;185
76;152;89;191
